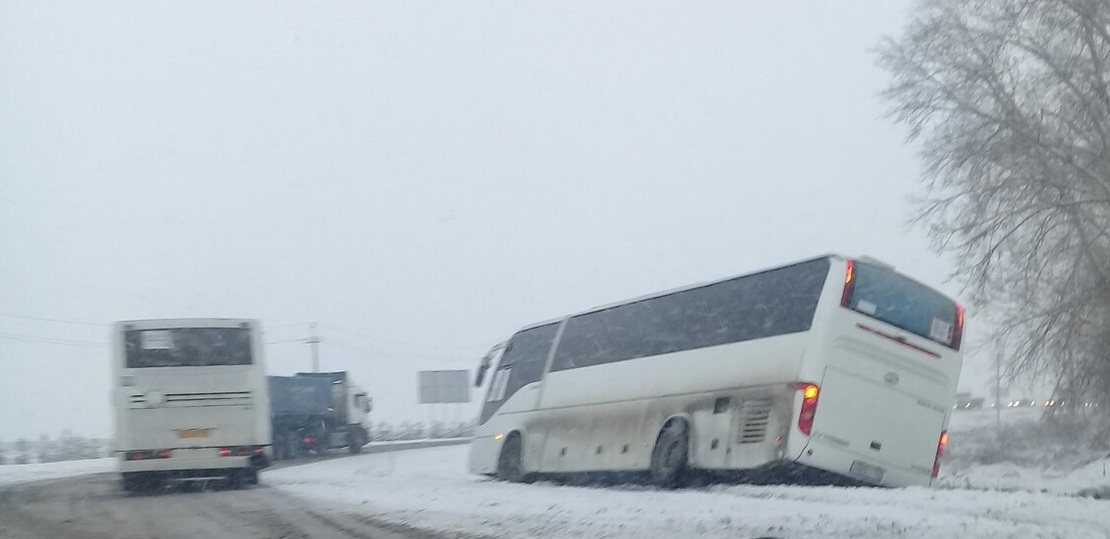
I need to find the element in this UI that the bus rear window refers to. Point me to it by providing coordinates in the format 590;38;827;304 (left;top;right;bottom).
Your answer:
843;262;961;350
124;328;253;368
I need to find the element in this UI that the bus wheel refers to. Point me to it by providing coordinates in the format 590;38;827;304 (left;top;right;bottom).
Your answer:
121;473;141;493
496;433;529;483
649;420;689;488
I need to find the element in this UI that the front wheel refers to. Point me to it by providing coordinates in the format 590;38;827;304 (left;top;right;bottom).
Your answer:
649;420;689;488
496;433;530;483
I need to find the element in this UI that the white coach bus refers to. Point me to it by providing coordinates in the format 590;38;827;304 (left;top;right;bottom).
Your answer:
468;255;964;487
112;318;272;490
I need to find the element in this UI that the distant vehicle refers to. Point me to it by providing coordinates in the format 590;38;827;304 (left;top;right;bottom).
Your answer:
112;319;271;491
954;394;984;410
268;372;372;460
469;254;965;488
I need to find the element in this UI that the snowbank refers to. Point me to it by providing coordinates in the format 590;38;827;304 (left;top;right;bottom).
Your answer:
267;445;1110;538
0;458;115;487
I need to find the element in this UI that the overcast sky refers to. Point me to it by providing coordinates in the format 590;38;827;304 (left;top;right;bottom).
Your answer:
0;1;1008;442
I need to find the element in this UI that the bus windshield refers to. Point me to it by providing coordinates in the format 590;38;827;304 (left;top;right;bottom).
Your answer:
844;262;961;350
124;327;253;368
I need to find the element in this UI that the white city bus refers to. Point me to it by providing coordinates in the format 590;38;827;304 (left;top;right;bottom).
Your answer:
112;318;272;490
468;255;964;487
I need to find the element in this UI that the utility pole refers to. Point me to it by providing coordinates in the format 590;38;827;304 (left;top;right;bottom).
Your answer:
307;322;321;373
995;344;1004;432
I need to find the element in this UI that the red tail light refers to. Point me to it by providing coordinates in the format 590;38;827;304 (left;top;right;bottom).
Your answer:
932;430;948;478
127;449;172;460
303;436;316;444
952;304;965;351
219;445;266;457
841;260;856;307
794;382;820;435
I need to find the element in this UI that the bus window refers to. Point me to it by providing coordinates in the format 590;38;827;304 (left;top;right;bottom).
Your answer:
124;327;253;368
843;262;962;350
477;323;558;424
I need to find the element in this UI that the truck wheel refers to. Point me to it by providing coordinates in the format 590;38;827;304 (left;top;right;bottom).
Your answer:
348;430;364;454
649;419;689;488
283;432;300;459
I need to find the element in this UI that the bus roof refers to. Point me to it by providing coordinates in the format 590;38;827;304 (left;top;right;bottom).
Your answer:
114;318;259;330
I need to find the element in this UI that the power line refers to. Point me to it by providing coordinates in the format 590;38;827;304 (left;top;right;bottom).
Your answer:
0;313;109;327
326;333;475;364
263;322;312;330
261;337;306;346
322;323;486;355
0;332;108;348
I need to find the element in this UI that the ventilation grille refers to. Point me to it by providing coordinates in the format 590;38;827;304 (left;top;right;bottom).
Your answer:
736;398;773;444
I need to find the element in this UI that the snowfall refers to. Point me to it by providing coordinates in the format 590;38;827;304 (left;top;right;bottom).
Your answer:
3;409;1108;539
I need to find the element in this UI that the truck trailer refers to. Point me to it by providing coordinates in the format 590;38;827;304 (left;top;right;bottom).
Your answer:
268;371;372;460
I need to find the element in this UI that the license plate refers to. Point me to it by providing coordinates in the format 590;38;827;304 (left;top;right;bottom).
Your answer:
177;429;211;439
849;460;885;484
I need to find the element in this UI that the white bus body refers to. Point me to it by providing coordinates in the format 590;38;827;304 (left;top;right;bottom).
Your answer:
468;255;964;487
112;318;272;489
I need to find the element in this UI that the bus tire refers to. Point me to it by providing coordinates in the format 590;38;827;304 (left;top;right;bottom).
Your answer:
121;473;141;493
496;433;530;483
649;419;689;488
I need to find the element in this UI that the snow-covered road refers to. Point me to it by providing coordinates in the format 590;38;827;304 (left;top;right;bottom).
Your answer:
3;409;1107;538
266;442;1110;539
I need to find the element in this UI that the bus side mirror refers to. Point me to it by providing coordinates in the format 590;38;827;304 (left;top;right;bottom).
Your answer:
475;364;489;387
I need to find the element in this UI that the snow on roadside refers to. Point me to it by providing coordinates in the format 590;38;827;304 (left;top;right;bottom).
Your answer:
267;445;1110;539
0;458;115;487
939;408;1110;495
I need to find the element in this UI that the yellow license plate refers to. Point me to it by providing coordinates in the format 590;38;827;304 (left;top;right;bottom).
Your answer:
176;429;211;439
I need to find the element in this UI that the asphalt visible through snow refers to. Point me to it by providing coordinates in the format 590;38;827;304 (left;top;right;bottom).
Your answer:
0;441;476;539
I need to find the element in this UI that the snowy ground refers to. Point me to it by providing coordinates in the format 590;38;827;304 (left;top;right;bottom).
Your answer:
0;457;114;487
263;409;1110;539
3;412;1108;538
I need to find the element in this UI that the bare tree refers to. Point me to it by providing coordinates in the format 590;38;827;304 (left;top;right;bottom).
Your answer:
878;0;1110;432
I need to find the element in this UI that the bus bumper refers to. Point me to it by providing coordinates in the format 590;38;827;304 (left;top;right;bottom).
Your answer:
118;450;256;474
794;438;932;487
468;434;501;475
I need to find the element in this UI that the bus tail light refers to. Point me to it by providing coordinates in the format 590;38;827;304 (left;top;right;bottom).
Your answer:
932;430;948;478
952;304;965;351
794;382;820;435
127;449;172;460
841;260;856;307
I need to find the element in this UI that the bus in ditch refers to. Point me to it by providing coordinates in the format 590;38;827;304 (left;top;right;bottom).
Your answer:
468;254;965;487
112;318;271;490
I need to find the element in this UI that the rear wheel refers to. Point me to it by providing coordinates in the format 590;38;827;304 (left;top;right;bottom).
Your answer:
121;473;141;492
649;420;689;488
348;429;364;454
496;433;530;483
